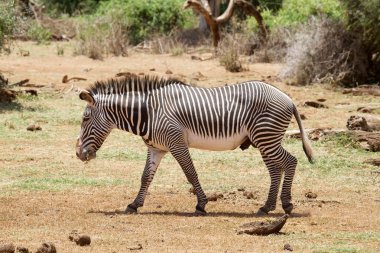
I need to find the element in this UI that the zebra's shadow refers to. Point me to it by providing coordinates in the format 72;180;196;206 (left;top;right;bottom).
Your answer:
88;210;310;218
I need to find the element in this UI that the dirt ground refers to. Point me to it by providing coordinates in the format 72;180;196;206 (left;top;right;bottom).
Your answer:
0;42;379;252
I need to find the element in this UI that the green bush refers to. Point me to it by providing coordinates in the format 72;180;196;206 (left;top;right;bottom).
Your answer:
41;0;100;17
27;22;52;44
247;0;343;30
0;1;15;52
342;0;380;82
96;0;196;45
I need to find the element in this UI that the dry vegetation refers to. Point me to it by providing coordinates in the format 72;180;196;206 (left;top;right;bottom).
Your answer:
0;42;380;252
280;17;369;86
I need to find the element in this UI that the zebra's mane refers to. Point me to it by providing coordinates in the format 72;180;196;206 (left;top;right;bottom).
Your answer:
87;74;187;95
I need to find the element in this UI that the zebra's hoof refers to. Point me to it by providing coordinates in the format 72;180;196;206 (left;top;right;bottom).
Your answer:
195;204;207;216
125;204;138;214
256;207;269;216
283;203;293;214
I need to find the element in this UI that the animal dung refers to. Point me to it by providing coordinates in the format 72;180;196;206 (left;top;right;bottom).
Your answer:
284;243;294;251
207;192;224;201
75;235;91;246
238;214;289;235
35;242;56;253
26;124;42;131
305;191;318;199
69;231;91;246
16;246;29;253
0;243;15;253
303;101;328;108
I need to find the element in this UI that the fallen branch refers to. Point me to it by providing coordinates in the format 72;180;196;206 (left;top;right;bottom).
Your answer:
238;214;289;235
62;75;87;83
343;85;380;96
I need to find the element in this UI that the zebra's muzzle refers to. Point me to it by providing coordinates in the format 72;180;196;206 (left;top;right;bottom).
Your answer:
76;147;96;162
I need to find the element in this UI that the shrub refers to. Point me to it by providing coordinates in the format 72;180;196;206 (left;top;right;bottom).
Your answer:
280;17;368;86
247;0;343;31
74;12;128;60
96;0;196;45
27;22;52;44
218;35;244;72
41;0;100;17
0;0;15;52
342;0;380;83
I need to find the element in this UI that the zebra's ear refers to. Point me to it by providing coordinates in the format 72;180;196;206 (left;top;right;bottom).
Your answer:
79;90;94;105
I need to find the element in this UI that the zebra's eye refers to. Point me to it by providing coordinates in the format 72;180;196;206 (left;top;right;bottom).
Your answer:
83;108;91;121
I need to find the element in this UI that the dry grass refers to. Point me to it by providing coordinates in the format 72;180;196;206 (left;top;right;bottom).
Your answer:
74;15;128;60
218;34;245;72
248;27;292;63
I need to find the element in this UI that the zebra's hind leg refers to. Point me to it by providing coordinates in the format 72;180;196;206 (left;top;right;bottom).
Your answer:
257;146;298;215
279;148;297;214
257;152;282;216
125;148;166;214
170;146;208;215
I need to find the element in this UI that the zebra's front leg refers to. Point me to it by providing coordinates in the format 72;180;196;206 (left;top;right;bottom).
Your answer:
125;148;166;214
257;153;282;215
170;146;208;215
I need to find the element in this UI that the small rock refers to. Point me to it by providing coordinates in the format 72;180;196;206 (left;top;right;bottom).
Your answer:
191;55;202;61
284;243;293;251
237;187;245;192
156;205;162;208
149;68;155;71
304;101;328;108
0;243;15;253
305;191;317;199
74;235;91;246
68;230;79;241
300;114;307;120
69;231;91;246
25;89;38;96
311;221;318;226
26;124;42;131
189;187;196;195
16;247;29;253
243;191;256;200
165;70;173;75
317;98;326;102
35;242;56;253
207;192;224;202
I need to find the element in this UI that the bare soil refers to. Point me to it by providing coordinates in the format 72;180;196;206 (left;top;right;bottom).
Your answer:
0;42;379;252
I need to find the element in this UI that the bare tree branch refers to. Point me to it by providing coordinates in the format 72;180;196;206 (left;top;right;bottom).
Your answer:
184;0;267;48
215;0;236;24
235;0;267;40
184;0;220;47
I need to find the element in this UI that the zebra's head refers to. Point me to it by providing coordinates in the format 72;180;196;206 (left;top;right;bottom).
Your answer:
76;90;113;162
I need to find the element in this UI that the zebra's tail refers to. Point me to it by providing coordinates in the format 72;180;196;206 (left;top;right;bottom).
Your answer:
293;105;315;164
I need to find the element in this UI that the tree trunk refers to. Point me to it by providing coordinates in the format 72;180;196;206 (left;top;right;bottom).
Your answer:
185;0;267;48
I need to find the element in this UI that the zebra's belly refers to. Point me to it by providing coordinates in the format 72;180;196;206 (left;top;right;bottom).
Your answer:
186;130;248;151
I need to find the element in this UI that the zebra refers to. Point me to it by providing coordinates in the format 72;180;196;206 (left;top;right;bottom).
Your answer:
76;75;314;215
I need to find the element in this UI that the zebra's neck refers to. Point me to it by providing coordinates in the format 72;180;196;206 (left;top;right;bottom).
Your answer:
97;92;149;137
